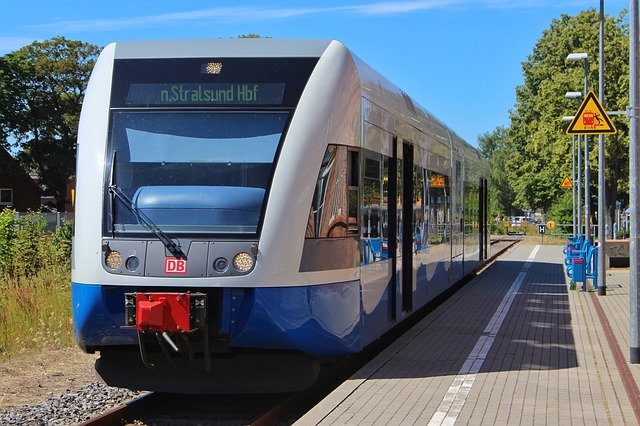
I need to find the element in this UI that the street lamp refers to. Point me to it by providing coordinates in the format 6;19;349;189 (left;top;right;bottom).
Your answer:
567;52;590;241
565;91;583;237
563;105;578;236
597;1;607;297
567;52;589;62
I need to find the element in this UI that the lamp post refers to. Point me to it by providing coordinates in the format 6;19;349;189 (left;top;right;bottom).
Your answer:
565;92;583;236
597;0;607;295
567;52;590;241
562;113;578;235
629;0;640;363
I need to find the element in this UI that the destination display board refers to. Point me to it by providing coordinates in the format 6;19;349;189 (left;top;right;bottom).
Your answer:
110;57;319;108
430;174;446;188
125;83;286;106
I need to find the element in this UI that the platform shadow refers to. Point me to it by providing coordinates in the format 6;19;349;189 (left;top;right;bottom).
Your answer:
356;258;579;380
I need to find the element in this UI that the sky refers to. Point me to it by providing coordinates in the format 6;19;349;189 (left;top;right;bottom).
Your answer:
0;0;631;146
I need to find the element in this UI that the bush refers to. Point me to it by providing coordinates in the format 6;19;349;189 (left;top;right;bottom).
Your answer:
0;210;72;278
0;210;74;359
0;209;18;275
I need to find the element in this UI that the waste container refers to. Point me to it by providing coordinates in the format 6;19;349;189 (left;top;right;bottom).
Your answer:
572;256;586;283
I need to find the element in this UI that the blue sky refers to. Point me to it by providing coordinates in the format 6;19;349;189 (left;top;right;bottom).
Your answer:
0;1;630;146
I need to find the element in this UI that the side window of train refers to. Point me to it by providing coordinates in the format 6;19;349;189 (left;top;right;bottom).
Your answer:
361;149;389;264
427;171;450;245
464;182;479;235
306;145;359;239
455;160;463;215
414;166;427;251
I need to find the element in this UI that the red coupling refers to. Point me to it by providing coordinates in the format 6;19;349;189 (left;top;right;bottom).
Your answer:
138;299;165;328
135;293;191;332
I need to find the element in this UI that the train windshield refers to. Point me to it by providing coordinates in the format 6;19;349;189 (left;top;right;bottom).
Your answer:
106;110;288;236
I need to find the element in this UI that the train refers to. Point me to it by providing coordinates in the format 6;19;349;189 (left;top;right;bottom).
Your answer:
71;39;490;393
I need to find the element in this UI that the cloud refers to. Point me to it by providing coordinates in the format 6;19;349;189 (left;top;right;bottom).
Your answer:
29;1;594;34
32;6;337;33
347;0;460;15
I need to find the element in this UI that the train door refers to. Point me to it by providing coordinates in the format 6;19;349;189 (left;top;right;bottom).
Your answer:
397;139;414;313
480;177;489;260
388;138;398;320
451;155;464;282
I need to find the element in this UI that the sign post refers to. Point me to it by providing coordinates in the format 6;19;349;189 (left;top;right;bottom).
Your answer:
566;90;617;298
538;223;546;244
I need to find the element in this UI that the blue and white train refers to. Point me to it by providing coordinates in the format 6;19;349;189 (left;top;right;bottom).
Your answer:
72;39;490;393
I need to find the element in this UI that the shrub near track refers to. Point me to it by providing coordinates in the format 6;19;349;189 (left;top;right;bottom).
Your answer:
0;209;74;360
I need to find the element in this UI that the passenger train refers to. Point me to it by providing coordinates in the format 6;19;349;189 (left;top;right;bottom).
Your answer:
72;39;490;393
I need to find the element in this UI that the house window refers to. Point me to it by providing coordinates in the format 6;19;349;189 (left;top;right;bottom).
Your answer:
0;188;12;205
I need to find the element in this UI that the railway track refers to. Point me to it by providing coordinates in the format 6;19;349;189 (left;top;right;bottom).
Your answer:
83;238;520;425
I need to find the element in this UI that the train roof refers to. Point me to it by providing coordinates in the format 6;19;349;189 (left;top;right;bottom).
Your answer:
113;38;333;59
110;38;482;159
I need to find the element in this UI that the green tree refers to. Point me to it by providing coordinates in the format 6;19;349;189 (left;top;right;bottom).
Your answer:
505;9;629;225
479;126;516;218
0;37;100;211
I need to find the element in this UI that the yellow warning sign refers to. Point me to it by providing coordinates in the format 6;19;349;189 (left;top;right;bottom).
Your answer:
560;176;573;189
566;91;617;135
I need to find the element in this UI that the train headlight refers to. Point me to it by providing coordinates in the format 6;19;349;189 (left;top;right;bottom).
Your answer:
125;256;140;272
233;252;254;273
105;250;123;270
213;257;228;273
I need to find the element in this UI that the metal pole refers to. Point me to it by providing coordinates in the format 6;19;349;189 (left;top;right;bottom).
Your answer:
577;135;582;234
629;0;640;364
584;58;591;242
598;0;607;295
573;135;577;235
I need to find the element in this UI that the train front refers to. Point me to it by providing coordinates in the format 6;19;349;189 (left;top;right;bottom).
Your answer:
71;39;363;393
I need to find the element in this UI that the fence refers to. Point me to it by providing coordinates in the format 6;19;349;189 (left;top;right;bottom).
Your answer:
14;212;75;232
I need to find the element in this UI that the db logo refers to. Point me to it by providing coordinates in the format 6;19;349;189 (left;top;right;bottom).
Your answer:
164;258;187;274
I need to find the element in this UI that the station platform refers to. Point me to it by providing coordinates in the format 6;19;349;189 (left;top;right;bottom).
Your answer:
296;243;640;425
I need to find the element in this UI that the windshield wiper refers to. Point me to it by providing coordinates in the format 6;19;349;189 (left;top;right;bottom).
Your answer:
108;177;186;260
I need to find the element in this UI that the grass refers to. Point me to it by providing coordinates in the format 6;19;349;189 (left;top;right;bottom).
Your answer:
0;209;73;361
0;266;73;361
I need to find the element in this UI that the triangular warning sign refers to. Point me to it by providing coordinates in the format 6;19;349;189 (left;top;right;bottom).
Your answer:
560;176;573;189
566;91;617;135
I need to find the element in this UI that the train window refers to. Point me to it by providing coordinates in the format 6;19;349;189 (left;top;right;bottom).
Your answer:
363;151;382;239
414;166;426;251
106;110;288;236
360;150;391;264
455;160;463;214
348;150;359;237
464;182;479;235
427;171;450;245
306;145;356;238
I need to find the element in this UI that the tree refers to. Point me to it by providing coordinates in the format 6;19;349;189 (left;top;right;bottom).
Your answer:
0;37;100;211
478;126;516;218
505;9;629;226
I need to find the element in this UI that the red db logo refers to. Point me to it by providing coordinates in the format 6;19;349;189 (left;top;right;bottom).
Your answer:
164;258;187;274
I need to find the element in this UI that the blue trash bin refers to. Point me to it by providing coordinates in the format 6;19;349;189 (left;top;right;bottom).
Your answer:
572;256;586;288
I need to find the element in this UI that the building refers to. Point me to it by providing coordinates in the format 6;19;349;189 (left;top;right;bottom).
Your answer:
0;146;41;212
